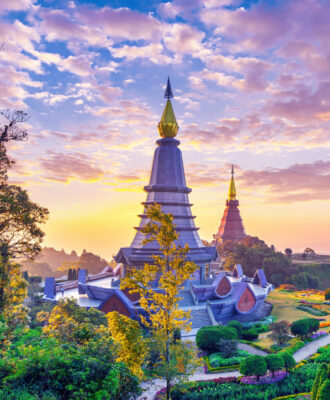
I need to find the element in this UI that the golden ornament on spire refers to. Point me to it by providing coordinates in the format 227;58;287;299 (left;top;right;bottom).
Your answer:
158;77;179;138
228;165;236;201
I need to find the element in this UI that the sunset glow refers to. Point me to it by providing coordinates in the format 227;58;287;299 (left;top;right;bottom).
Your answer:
1;0;329;259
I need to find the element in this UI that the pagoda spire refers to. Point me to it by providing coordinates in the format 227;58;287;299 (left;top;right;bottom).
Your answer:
158;77;178;138
228;165;236;201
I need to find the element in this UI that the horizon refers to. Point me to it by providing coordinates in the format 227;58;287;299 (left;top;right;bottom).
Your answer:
1;0;329;259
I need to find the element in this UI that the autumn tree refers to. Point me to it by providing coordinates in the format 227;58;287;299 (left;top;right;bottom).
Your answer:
121;204;200;399
37;298;109;344
107;311;146;378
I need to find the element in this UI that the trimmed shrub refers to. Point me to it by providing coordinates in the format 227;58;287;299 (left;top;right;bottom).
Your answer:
265;354;284;377
209;349;249;368
291;318;320;339
240;355;267;381
227;320;242;337
241;329;259;341
325;289;330;301
281;352;296;372
196;326;238;353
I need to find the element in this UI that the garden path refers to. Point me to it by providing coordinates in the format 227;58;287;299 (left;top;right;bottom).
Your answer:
138;334;330;400
137;370;241;400
237;343;267;356
293;334;330;362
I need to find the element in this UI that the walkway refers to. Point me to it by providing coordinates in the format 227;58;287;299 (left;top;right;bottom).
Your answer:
293;334;330;362
137;334;330;400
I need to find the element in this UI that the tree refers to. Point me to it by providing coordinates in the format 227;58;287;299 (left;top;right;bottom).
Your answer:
325;289;330;301
121;204;200;400
265;354;284;377
67;268;73;280
269;321;291;347
107;311;146;378
37;298;108;344
281;352;296;372
240;355;267;381
285;248;292;258
290;318;320;339
0;258;29;349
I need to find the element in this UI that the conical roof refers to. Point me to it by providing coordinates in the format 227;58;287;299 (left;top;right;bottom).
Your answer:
115;79;217;275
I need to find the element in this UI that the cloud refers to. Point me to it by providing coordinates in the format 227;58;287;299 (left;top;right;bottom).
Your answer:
0;0;36;14
76;6;164;42
39;152;105;183
240;160;330;203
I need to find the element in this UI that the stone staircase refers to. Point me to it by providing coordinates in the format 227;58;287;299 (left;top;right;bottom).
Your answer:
178;290;195;307
189;308;212;329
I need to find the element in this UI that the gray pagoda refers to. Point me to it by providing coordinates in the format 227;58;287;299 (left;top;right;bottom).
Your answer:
115;78;217;283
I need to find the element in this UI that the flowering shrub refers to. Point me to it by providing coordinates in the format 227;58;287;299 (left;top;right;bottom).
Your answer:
241;371;288;385
310;331;327;340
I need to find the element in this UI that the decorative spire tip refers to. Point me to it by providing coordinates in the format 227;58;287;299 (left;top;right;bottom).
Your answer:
231;164;234;175
164;76;173;99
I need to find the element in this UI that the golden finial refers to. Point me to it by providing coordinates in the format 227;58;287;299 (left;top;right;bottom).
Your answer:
228;165;236;201
158;77;178;138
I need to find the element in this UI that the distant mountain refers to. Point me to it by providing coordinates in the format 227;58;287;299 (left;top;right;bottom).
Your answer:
36;247;79;271
21;247;112;278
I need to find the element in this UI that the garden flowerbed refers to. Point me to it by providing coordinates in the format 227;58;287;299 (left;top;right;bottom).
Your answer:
241;371;288;385
208;350;250;368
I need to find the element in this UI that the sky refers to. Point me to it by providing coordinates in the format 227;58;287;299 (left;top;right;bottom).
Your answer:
0;0;329;259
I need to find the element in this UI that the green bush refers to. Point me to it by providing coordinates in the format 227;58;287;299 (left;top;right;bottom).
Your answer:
325;289;330;301
240;355;267;381
209;350;250;368
291;318;320;339
318;379;330;400
311;364;327;400
196;326;238;352
227;321;242;337
241;329;259;341
217;339;238;358
265;354;284;377
171;363;318;400
281;352;296;372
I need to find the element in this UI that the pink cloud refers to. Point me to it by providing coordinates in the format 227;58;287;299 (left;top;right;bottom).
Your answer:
39;152;105;183
240;160;330;203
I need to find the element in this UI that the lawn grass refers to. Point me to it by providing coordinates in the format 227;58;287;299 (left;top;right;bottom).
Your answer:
267;288;330;324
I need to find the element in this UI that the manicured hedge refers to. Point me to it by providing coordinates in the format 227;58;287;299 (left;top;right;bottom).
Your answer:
241;329;259;341
209;350;249;368
196;326;238;352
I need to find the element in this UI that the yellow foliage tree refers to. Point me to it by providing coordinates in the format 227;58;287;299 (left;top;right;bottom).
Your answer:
0;259;29;350
107;311;146;379
121;204;201;399
38;298;109;345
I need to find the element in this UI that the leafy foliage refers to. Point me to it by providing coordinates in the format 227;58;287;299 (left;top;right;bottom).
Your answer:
209;349;250;368
107;311;146;378
269;321;291;346
121;204;200;399
240;355;267;381
241;328;259;341
227;320;242;337
196;326;238;352
290;318;320;339
265;354;285;377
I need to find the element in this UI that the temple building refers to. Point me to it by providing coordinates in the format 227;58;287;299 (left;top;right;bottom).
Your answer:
115;78;217;283
43;79;272;331
213;166;246;244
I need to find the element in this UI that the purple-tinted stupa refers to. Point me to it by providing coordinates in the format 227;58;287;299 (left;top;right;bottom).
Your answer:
213;166;246;244
115;78;217;282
